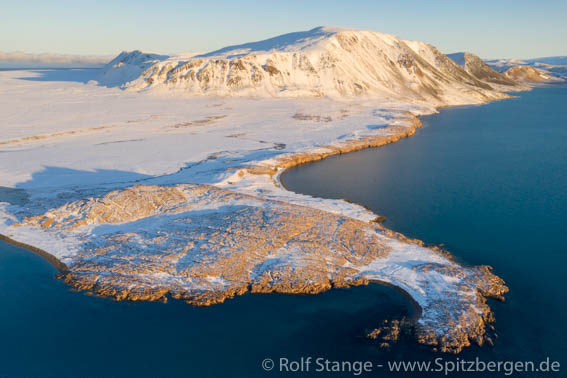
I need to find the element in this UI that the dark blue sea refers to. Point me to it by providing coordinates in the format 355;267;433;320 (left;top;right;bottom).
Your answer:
1;85;565;377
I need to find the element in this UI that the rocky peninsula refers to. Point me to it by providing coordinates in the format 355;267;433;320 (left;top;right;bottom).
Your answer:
1;27;527;353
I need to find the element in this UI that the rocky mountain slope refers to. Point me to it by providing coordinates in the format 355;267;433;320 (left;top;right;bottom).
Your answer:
447;52;518;87
98;27;517;106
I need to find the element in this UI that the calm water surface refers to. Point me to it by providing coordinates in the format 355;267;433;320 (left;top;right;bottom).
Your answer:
1;86;565;377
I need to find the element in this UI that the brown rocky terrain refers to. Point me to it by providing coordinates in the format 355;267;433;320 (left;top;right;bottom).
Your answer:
461;53;518;87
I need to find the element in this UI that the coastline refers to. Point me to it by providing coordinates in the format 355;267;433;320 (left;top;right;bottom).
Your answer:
0;233;69;273
1;104;508;353
367;279;423;321
249;113;422;177
0;228;423;319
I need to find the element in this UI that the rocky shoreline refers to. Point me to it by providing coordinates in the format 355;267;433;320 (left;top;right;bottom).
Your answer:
3;111;508;354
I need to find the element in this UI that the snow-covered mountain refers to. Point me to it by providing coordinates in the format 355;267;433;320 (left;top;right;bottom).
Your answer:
98;27;517;106
487;56;567;69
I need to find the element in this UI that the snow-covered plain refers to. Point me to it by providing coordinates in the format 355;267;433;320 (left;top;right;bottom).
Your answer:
1;27;516;353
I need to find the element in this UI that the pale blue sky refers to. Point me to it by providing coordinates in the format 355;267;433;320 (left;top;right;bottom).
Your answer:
2;0;566;59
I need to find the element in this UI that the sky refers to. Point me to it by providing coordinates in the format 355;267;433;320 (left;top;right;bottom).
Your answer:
1;0;566;59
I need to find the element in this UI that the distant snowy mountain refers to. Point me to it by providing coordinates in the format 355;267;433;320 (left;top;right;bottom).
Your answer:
486;56;567;81
98;27;519;106
487;56;567;68
524;56;567;66
0;51;111;68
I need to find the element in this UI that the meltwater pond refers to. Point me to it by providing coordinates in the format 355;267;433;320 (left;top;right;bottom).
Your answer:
283;85;567;374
